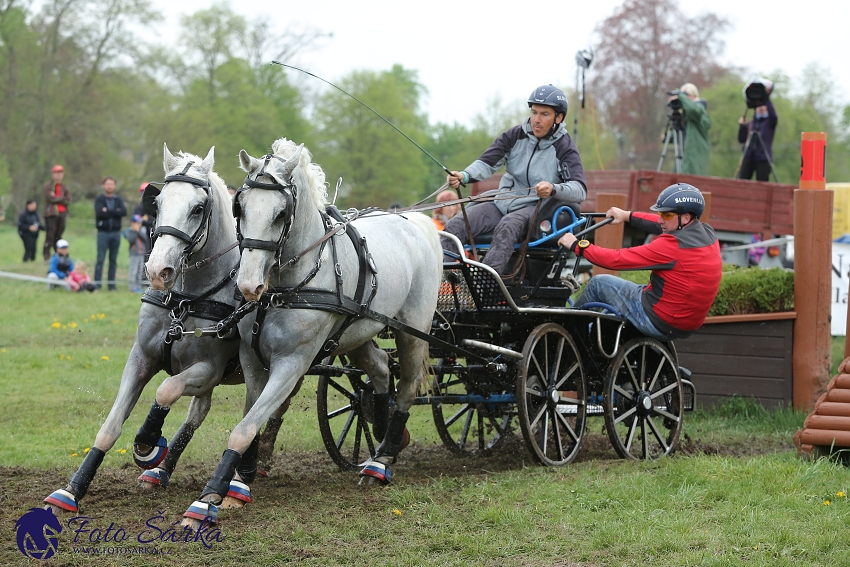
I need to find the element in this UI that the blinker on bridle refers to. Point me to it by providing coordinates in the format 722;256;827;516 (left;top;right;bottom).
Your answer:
233;154;298;268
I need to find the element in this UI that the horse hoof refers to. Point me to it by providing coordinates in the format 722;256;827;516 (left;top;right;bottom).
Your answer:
256;466;269;478
133;436;168;470
182;500;219;526
44;489;77;513
138;468;170;489
222;480;251;507
359;461;392;485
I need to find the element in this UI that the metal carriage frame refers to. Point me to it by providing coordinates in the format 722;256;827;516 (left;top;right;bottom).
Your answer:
313;227;696;470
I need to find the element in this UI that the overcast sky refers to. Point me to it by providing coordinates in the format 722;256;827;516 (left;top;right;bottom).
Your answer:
152;0;849;127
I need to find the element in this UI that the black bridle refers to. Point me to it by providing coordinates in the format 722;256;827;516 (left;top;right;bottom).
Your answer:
233;154;298;268
147;160;216;263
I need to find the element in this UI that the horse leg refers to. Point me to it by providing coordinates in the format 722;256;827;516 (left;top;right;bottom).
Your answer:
45;348;157;514
133;361;217;470
348;342;393;443
181;356;308;529
358;333;428;485
138;394;212;490
256;376;303;473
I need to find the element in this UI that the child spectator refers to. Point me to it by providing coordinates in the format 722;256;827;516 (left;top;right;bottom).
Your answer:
46;239;74;290
123;214;150;292
17;199;45;262
68;261;97;293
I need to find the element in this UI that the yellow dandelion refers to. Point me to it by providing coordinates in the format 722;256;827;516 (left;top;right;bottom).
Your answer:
84;447;90;453
1;348;6;353
824;500;831;506
392;509;402;516
101;356;109;361
51;322;61;329
84;319;89;323
67;356;72;360
59;354;65;360
61;325;67;329
91;314;96;320
837;491;846;498
70;452;78;457
69;322;77;328
117;449;127;454
98;313;105;319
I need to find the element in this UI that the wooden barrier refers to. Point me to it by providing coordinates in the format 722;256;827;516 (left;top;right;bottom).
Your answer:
592;193;627;277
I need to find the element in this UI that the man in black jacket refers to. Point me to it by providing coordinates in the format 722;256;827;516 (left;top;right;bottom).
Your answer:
18;199;44;262
738;97;777;181
94;176;127;290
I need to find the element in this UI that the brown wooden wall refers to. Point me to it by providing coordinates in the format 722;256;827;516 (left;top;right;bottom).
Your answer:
675;314;795;409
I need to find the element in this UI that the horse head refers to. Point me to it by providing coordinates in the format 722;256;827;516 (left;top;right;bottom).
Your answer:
146;143;233;290
235;138;328;301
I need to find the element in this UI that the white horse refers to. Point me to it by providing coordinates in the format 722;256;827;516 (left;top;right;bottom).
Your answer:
180;138;441;527
43;145;288;515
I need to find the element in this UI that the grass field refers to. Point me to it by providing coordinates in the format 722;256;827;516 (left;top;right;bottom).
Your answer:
1;219;850;566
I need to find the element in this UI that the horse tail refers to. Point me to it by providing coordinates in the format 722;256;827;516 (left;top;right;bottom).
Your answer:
404;212;442;275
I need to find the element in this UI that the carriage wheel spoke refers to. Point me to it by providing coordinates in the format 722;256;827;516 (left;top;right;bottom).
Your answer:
444;404;471;428
646;416;669;453
624;415;638;453
531;353;547;388
458;408;475;450
351;413;363;463
613;384;635;401
625;355;641;393
557;393;582;406
326;403;353;420
551;408;565;460
647;357;668;392
554;361;579;391
539;410;550;455
328;377;356;402
477;409;486;452
552;336;565;382
554;410;579;444
529;398;547;430
639;345;648;389
654;407;680;423
641;418;649;459
650;382;679;399
613;405;637;425
335;409;356;449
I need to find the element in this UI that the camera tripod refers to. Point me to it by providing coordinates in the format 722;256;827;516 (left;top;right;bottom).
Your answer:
656;111;684;173
734;109;779;182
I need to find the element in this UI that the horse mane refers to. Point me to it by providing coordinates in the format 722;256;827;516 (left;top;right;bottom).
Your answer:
271;138;329;211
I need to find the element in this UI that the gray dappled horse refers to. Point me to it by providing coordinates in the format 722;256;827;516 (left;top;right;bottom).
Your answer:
180;138;441;527
43;146;287;515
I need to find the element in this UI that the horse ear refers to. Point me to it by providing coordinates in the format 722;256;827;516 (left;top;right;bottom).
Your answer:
163;143;179;173
239;149;260;173
281;144;303;176
200;146;215;174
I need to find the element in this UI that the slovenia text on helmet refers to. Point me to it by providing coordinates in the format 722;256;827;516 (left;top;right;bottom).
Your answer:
528;85;568;117
650;183;705;219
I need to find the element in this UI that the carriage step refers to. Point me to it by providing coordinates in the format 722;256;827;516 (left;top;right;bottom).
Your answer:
682;379;696;412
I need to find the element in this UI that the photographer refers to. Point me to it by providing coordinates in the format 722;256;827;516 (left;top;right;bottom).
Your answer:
738;80;777;182
668;84;711;175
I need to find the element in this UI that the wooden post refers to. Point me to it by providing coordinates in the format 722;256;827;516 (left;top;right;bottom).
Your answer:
701;192;711;224
593;193;628;277
793;189;833;410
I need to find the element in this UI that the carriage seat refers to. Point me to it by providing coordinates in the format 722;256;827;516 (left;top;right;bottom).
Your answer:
467;202;585;252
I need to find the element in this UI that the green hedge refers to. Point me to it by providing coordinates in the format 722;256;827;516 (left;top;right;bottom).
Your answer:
618;265;794;317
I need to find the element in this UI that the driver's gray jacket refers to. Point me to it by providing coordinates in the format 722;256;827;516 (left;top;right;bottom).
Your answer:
462;120;587;215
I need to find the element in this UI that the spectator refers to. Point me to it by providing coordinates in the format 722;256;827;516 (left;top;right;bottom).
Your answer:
669;84;711;176
432;190;459;231
68;261;97;293
133;183;154;240
124;214;150;293
47;239;74;290
738;92;777;182
94;176;127;290
17;199;44;262
43;164;71;261
227;184;237;197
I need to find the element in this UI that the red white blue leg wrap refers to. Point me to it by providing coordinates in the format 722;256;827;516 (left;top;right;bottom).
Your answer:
359;460;393;484
182;500;219;524
138;467;170;487
226;480;252;503
133;436;168;470
44;489;78;512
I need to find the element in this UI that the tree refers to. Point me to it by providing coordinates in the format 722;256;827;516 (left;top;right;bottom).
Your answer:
591;0;730;169
315;65;429;209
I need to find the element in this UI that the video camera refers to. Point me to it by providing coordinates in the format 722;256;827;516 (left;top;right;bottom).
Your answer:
743;77;773;109
666;89;682;111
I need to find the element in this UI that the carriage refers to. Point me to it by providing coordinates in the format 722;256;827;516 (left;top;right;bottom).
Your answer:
311;205;696;470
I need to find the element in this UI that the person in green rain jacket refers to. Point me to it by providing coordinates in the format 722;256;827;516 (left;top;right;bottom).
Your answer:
671;83;711;175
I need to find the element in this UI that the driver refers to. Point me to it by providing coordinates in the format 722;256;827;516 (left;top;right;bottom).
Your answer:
440;85;587;277
558;184;721;340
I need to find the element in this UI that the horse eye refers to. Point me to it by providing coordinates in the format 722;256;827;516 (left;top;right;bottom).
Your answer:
192;205;204;215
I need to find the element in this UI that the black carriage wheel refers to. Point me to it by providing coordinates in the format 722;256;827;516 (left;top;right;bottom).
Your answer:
316;356;378;471
516;323;586;466
603;338;683;461
431;358;514;455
